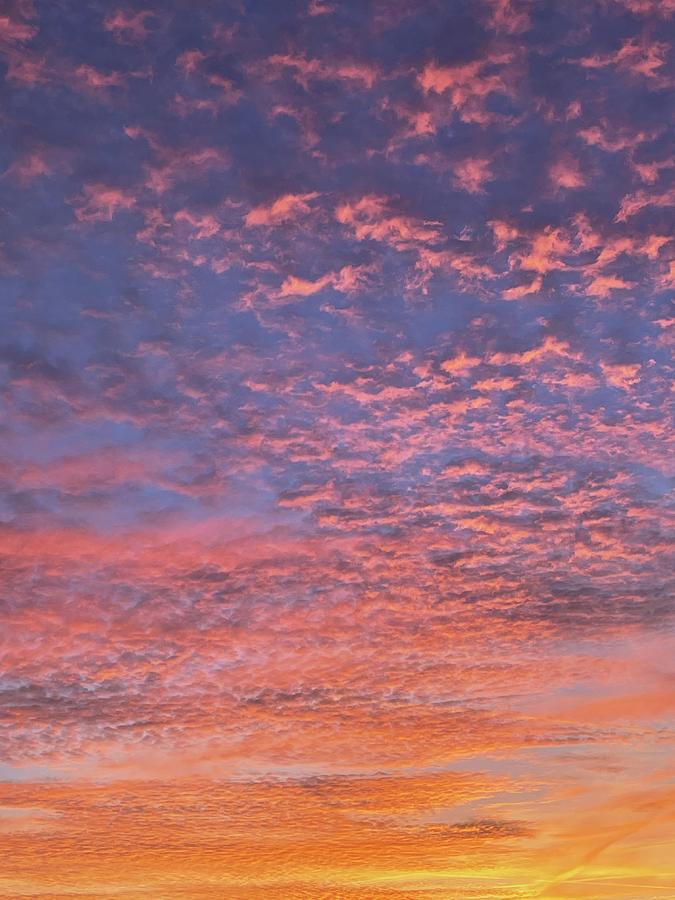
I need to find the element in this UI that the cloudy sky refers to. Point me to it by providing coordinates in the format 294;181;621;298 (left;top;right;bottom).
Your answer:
1;0;674;897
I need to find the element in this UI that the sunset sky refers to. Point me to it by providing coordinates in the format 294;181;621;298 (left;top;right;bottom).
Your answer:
1;1;674;897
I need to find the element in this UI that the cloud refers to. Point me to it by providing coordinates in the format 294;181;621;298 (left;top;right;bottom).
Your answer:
260;53;378;90
336;195;442;248
484;0;532;33
549;155;586;190
245;192;320;227
1;0;674;895
72;64;126;90
579;37;672;85
104;8;156;44
0;12;37;44
418;54;514;124
2;148;53;183
453;157;494;194
615;185;675;220
72;183;136;221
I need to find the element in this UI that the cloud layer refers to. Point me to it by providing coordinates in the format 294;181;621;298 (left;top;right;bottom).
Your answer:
0;0;673;896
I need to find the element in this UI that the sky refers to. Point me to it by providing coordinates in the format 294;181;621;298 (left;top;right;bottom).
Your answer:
0;0;674;897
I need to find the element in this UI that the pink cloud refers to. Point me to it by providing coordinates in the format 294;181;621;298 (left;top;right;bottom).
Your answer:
440;351;482;376
73;184;136;222
615;37;671;79
176;49;207;74
3;149;52;183
336;195;442;248
488;336;579;365
508;227;573;275
279;273;334;297
484;0;531;33
308;0;335;14
245;193;320;227
549;156;586;190
632;155;675;183
490;220;521;251
260;53;378;90
143;147;230;195
0;12;37;43
613;0;675;13
104;8;155;44
3;50;50;84
174;209;221;239
600;361;641;389
578;122;656;153
580;37;671;84
615;185;675;220
418;55;514;123
72;64;125;90
453;157;494;194
502;274;543;299
279;265;372;298
585;274;636;298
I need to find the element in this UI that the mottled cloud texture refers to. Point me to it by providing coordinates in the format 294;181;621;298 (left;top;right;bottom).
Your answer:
1;0;674;897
